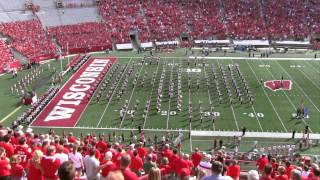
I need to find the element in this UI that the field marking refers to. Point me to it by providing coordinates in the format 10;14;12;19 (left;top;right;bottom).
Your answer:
215;60;239;131
74;60;117;127
230;59;263;131
0;106;22;123
246;60;288;132
96;58;134;127
203;66;215;131
275;61;320;113
120;58;146;128
254;60;313;132
142;58;161;129
166;58;175;129
296;67;320;91
118;56;320;61
304;61;320;74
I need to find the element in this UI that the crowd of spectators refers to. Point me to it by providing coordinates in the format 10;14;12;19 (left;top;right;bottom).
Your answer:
99;0;151;43
143;0;186;41
0;40;15;72
180;0;226;40
0;19;57;62
224;0;267;40
48;22;112;53
0;124;319;180
262;0;308;40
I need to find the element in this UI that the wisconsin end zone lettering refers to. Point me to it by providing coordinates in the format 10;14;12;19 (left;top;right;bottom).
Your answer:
31;57;116;127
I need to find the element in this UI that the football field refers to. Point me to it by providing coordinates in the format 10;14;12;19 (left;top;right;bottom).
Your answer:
0;50;320;152
54;55;320;133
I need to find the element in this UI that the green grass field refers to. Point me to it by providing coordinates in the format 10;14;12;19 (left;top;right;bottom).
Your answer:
0;49;319;152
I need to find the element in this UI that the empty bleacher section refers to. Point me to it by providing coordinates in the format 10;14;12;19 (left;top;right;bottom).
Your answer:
48;22;112;54
37;7;99;27
0;19;57;62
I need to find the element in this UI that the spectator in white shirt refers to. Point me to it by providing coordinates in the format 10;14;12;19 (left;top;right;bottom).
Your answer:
68;144;83;178
84;148;100;180
54;146;68;164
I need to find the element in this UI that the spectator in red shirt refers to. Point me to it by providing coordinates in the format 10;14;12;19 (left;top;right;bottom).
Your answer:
58;161;75;180
275;166;288;180
130;150;143;176
191;147;203;167
285;161;294;179
162;144;173;160
67;132;76;144
137;143;147;159
146;146;157;162
257;154;269;172
0;135;14;158
10;154;25;180
100;151;116;179
96;137;107;154
40;146;61;180
159;157;170;176
0;147;11;180
14;137;31;169
227;160;241;180
27;150;43;180
260;164;273;180
118;154;138;180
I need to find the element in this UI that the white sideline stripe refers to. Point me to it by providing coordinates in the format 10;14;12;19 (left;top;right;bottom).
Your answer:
29;125;320;139
255;60;313;132
96;58;134;127
188;56;320;61
120;58;146;128
190;131;320;139
246;60;288;132
275;61;320;113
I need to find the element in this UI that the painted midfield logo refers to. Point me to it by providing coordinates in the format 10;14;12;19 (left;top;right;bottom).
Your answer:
264;80;292;91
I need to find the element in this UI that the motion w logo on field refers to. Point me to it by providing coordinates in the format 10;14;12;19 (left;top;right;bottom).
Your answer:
31;57;117;127
264;80;292;91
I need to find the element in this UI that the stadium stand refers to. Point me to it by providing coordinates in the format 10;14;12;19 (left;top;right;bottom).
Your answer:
180;0;226;40
0;19;57;62
99;0;150;43
0;40;15;72
143;0;186;41
0;126;318;180
223;0;267;40
48;22;112;54
262;0;308;40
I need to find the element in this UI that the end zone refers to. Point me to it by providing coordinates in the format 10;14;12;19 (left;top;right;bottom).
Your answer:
30;57;116;127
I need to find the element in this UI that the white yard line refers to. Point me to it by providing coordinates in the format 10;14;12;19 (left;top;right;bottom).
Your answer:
296;68;320;90
142;58;161;129
275;61;320;113
120;58;146;128
166;58;175;129
189;56;320;61
255;60;313;132
216;60;239;131
230;59;263;131
246;60;288;132
304;61;320;74
96;58;134;127
203;66;215;131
